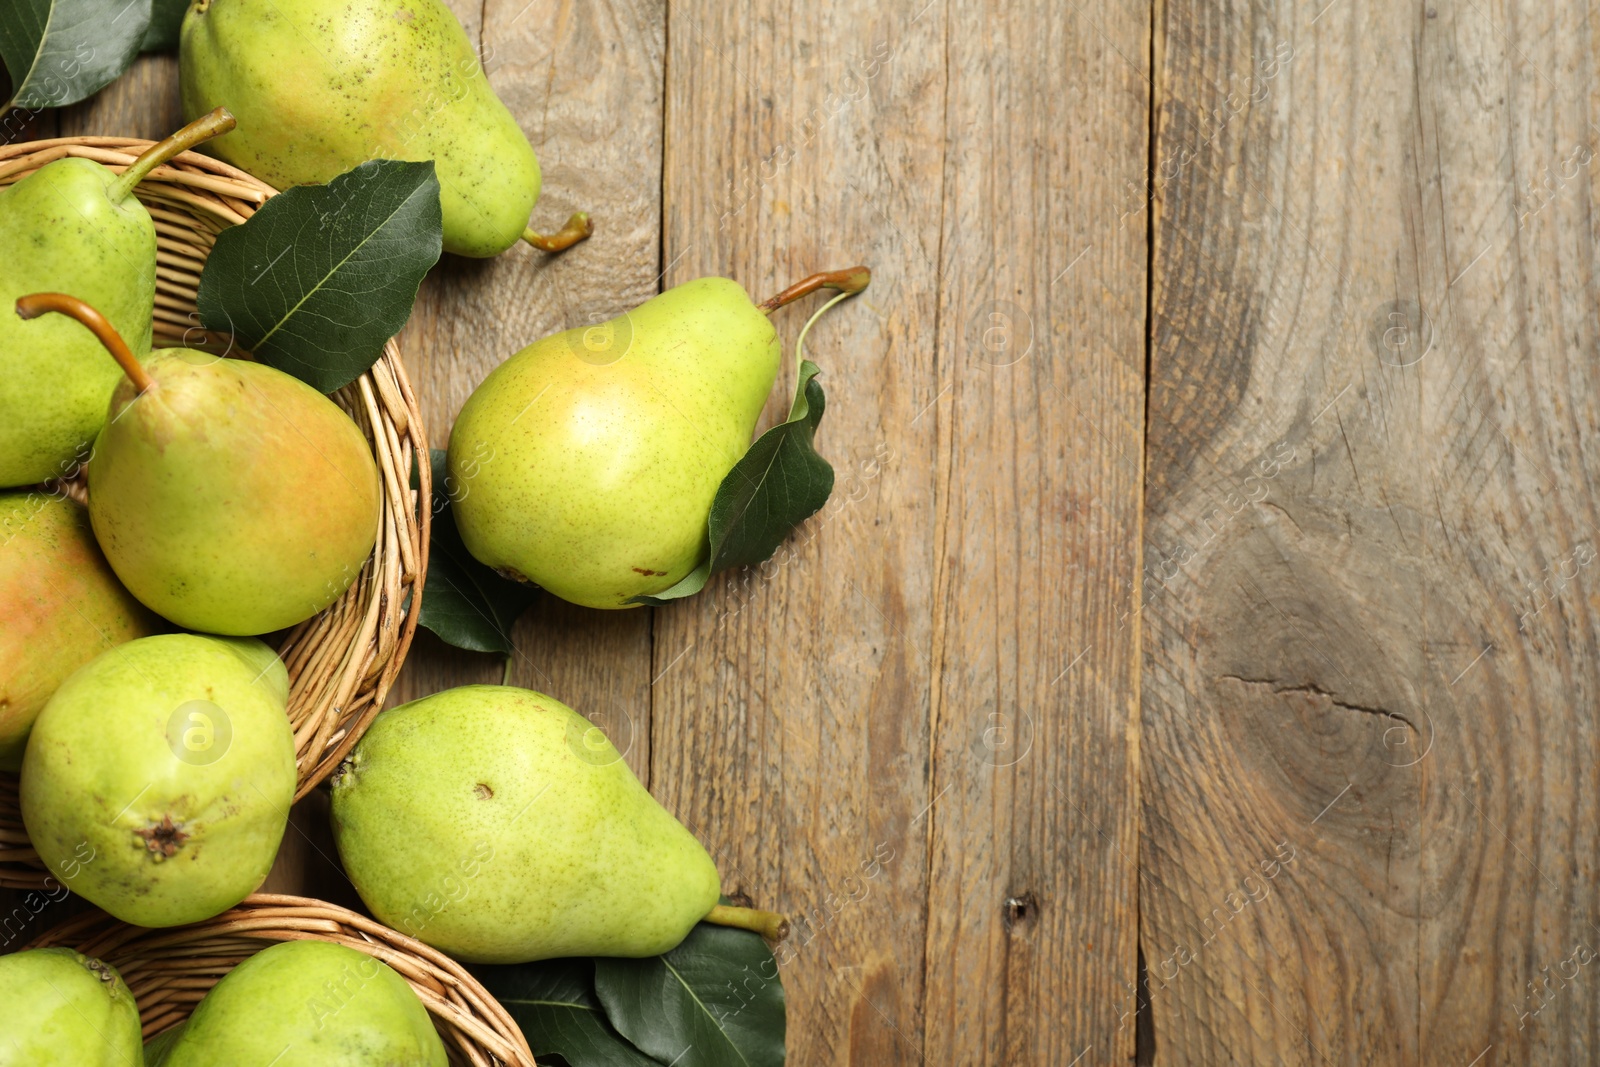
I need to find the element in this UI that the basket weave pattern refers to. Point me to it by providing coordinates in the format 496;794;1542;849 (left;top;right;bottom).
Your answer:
0;137;430;887
31;893;536;1067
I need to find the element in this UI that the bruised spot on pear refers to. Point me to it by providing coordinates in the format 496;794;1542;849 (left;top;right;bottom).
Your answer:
136;814;190;860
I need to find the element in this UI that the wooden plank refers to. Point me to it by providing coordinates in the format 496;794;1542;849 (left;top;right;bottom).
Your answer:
57;53;182;140
653;2;1146;1065
921;0;1147;1062
651;5;943;1063
1143;1;1600;1062
389;0;664;789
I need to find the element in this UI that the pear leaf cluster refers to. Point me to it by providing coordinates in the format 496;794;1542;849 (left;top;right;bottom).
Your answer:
196;159;443;393
633;361;834;605
472;959;659;1067
0;0;150;111
418;449;538;655
476;922;785;1067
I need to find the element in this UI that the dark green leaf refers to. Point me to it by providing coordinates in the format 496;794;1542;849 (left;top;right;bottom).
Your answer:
418;449;537;654
474;958;665;1067
632;362;832;605
708;361;833;572
196;159;442;393
139;0;187;51
594;923;786;1067
0;0;150;109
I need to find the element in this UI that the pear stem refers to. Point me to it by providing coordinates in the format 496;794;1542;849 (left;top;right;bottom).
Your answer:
501;655;514;686
522;212;594;254
15;293;152;394
106;107;236;203
705;904;790;941
757;266;871;314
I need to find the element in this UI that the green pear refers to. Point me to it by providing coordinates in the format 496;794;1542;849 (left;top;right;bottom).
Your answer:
0;947;144;1066
15;293;382;636
446;277;783;608
155;940;446;1067
180;0;590;258
0;492;160;770
332;685;783;963
0;110;234;489
20;632;297;928
145;1024;186;1066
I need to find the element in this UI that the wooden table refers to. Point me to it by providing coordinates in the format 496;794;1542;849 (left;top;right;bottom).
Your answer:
15;0;1600;1062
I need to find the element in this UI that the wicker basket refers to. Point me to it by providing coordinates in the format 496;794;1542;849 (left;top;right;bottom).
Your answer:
30;893;535;1066
0;137;430;888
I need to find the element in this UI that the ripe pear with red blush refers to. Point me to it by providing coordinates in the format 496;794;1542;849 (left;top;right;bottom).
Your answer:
0;491;159;769
15;293;381;636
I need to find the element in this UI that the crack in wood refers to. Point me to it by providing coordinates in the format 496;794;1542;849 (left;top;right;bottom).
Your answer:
1217;674;1417;732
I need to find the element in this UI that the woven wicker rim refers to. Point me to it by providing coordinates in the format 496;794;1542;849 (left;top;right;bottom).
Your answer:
0;137;431;888
29;892;536;1067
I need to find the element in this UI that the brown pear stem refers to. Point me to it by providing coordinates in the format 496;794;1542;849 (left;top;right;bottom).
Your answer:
522;212;594;254
705;904;790;941
106;107;236;203
16;293;152;394
757;266;871;314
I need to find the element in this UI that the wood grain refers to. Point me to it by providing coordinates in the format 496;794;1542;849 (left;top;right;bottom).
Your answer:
1142;0;1600;1062
5;1;1598;1062
921;0;1149;1063
652;2;938;1053
653;1;1146;1064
